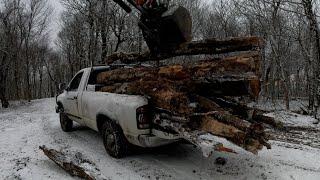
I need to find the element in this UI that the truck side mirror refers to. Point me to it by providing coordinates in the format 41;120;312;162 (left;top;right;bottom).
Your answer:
59;83;67;92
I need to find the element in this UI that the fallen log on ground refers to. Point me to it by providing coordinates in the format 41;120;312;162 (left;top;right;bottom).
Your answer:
106;37;263;64
39;146;106;180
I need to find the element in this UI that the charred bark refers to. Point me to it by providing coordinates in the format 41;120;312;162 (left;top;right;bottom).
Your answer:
99;53;261;100
210;97;283;128
106;37;263;64
39;146;107;180
97;41;271;154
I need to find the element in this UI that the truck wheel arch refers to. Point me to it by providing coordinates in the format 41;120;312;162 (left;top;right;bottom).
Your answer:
96;114;117;133
57;102;64;113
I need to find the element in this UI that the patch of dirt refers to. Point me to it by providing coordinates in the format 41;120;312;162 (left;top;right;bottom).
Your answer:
269;126;320;149
12;157;30;171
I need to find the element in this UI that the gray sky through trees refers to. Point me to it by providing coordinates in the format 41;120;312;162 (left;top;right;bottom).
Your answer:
47;0;211;48
49;0;64;48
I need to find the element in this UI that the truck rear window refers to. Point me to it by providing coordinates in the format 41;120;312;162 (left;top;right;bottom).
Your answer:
88;69;108;85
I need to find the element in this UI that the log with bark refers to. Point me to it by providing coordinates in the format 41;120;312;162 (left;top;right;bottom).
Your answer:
191;96;270;154
153;116;237;157
154;102;270;154
97;37;273;154
100;52;261;95
106;37;263;64
98;55;272;154
39;146;107;180
209;97;284;128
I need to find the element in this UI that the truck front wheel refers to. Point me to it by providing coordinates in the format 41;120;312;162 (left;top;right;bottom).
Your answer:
59;112;73;132
102;121;128;158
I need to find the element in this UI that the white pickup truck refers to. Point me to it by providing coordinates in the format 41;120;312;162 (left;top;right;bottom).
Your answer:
56;66;180;158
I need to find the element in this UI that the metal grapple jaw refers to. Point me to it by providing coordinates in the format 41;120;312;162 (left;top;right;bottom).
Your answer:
112;0;193;55
141;5;192;55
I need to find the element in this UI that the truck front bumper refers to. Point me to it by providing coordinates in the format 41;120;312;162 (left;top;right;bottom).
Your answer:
55;105;59;113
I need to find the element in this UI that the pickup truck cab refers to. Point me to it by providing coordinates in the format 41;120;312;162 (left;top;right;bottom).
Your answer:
56;66;180;158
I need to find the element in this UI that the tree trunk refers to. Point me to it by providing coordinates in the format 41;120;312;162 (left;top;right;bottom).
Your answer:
303;0;320;119
0;74;9;108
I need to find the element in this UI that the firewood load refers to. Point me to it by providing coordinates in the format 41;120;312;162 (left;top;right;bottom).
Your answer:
97;37;277;154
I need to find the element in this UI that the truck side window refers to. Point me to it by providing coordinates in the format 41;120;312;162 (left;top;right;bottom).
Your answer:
88;69;108;85
87;69;108;92
69;72;84;91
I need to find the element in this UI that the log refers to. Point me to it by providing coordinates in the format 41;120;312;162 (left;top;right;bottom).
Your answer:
155;112;269;154
192;96;270;152
252;112;284;128
98;54;262;114
199;116;266;154
99;45;271;154
106;37;263;64
200;117;246;141
151;95;270;153
195;96;252;131
100;80;194;115
153;116;236;157
98;53;262;102
194;76;261;99
99;75;260;115
101;52;261;83
39;146;107;180
210;97;283;128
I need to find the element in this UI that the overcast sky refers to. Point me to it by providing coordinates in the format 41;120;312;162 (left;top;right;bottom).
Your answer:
48;0;64;48
47;0;212;48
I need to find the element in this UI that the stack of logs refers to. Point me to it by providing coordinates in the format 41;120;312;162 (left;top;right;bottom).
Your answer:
97;37;277;154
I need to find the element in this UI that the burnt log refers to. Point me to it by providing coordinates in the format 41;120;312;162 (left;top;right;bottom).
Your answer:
153;117;237;156
98;53;262;103
39;146;106;180
98;54;262;114
98;45;271;154
192;96;270;152
210;97;283;128
155;111;269;154
101;52;261;83
199;116;267;154
106;37;263;64
195;96;252;131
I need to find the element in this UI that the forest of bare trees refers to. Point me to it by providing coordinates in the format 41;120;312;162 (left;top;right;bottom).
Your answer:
1;0;320;117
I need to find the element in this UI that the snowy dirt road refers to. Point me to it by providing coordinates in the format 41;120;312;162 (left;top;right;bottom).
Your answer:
1;98;320;180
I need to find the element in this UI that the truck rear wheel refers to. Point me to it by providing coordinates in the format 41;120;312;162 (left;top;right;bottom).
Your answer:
59;112;73;132
102;121;128;158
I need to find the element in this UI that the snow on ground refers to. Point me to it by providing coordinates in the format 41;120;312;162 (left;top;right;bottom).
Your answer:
1;98;320;180
266;111;320;128
249;99;308;112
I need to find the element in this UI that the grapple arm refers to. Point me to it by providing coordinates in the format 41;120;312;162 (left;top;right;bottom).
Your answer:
112;0;132;13
112;0;147;14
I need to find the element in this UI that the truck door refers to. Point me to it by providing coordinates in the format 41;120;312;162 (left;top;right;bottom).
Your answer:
65;71;84;122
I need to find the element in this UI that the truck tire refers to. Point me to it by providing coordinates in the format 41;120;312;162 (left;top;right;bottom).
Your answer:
102;121;128;158
59;112;73;132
